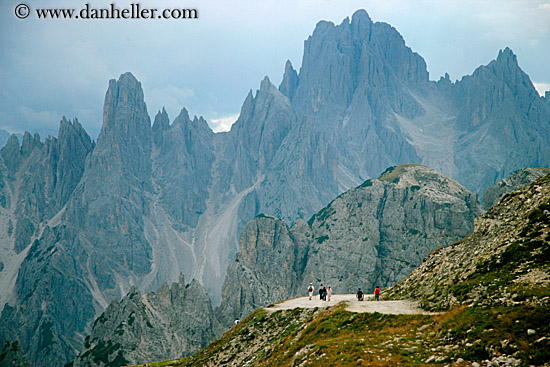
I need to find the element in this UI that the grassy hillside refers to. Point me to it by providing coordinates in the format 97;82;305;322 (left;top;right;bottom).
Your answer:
128;300;549;367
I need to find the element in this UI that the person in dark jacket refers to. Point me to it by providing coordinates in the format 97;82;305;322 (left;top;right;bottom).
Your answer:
356;288;364;301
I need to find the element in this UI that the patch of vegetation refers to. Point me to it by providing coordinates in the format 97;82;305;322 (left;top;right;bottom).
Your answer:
308;205;336;227
79;339;129;366
38;320;54;351
316;235;329;244
438;305;550;365
129;301;550;367
256;213;277;220
359;179;373;188
378;164;420;183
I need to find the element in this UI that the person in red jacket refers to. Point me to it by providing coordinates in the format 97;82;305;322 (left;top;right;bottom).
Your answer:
374;286;381;301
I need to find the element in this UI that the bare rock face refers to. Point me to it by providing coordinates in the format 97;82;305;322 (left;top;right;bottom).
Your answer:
73;276;221;367
152;107;214;228
483;167;550;210
0;74;152;367
450;48;550;195
218;164;482;325
386;173;550;311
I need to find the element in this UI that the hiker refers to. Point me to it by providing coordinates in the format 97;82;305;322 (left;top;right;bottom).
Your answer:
356;288;364;301
233;319;240;327
319;284;324;300
327;286;332;301
374;286;381;301
321;284;327;300
308;283;314;300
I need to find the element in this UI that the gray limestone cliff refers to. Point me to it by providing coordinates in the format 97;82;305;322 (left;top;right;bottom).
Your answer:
0;74;153;367
287;9;424;184
73;276;221;367
482;167;550;210
386;173;550;311
450;48;550;195
217;164;482;325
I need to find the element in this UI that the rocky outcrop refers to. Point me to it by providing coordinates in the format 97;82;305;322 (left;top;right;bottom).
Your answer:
386;173;550;310
218;164;482;325
278;60;299;101
0;341;30;367
483;167;550;210
73;276;221;367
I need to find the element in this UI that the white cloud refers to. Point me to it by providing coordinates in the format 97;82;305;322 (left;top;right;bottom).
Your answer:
533;82;550;96
210;114;239;133
146;85;196;122
18;106;61;132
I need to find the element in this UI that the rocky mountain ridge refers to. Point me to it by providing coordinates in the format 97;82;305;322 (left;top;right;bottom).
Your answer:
73;276;221;367
482;167;550;210
217;164;481;326
385;172;550;311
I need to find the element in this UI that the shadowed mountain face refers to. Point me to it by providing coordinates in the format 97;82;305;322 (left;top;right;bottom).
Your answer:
0;9;549;366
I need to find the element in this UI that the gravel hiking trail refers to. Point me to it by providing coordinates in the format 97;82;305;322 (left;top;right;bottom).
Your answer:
266;294;435;315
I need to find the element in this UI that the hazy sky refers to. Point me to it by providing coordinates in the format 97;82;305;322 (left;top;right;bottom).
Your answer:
1;0;549;137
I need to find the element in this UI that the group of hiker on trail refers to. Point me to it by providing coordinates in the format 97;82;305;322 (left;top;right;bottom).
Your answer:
356;286;381;301
308;283;332;301
307;283;381;301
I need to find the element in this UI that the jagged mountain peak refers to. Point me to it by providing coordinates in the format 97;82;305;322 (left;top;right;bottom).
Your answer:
57;117;90;141
92;72;152;182
152;107;170;130
259;75;276;95
173;107;191;126
464;47;529;86
278;60;299;100
350;8;373;34
294;9;429;119
20;131;41;156
496;46;517;64
352;8;372;22
100;72;149;137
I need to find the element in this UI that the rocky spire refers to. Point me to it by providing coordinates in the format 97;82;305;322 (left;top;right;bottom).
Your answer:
279;60;299;100
93;72;152;184
152;107;170;146
54;117;93;206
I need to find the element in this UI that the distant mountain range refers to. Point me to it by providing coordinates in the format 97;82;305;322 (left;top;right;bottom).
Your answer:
0;9;549;367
